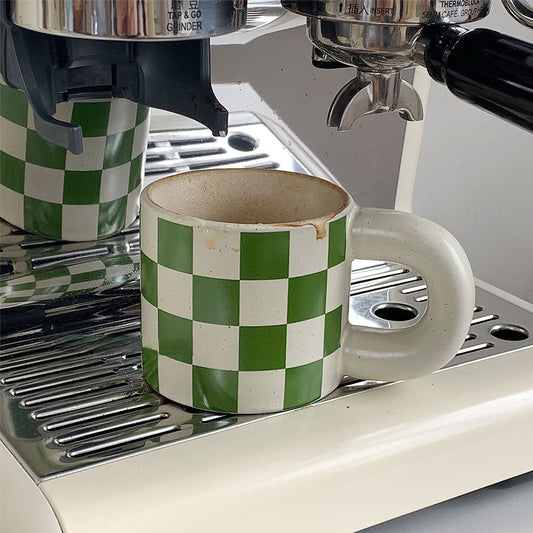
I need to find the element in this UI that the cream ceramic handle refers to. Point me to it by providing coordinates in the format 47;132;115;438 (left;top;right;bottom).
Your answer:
343;207;475;381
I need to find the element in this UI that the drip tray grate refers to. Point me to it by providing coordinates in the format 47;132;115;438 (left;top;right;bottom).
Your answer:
1;258;531;482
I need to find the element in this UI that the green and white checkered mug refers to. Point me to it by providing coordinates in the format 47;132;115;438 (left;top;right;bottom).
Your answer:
140;169;475;413
0;81;149;241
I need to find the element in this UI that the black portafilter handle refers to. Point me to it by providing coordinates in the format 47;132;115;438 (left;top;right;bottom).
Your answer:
416;26;533;132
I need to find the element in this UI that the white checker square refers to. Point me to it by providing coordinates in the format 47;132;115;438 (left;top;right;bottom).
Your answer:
239;279;288;326
68;279;104;293
125;185;140;225
7;275;35;288
141;296;159;351
0;116;26;159
286;315;325;368
157;265;192;319
289;224;328;278
158;355;193;407
140;205;158;262
65;136;106;171
0;185;24;228
192;226;240;279
27;105;35;130
67;260;106;276
132;119;150;158
100;162;131;202
107;100;137;135
238;370;286;413
61;204;99;241
3;289;35;300
102;259;136;281
53;102;74;123
29;294;59;302
326;262;350;313
24;163;64;203
192;322;239;371
321;350;343;397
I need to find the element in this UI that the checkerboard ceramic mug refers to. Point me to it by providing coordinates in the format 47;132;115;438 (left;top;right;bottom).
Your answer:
0;81;149;241
140;169;475;414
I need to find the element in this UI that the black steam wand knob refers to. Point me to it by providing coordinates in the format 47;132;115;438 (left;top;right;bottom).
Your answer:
415;25;533;132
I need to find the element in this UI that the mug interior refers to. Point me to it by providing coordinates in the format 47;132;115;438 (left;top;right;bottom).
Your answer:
147;169;349;224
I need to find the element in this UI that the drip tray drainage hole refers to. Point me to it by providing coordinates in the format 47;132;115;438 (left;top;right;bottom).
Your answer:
372;302;419;322
490;324;529;341
227;134;258;152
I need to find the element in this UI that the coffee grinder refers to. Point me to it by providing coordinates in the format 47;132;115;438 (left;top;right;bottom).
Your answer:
0;0;248;154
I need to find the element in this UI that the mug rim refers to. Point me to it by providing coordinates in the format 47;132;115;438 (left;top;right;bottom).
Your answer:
142;169;353;233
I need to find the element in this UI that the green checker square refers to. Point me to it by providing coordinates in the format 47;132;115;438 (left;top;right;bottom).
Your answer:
140;252;158;307
0;83;28;127
287;270;327;324
25;130;67;170
240;231;290;280
158;219;193;274
324;305;343;356
128;152;144;193
0;151;25;193
239;324;287;371
3;297;28;304
136;105;150;126
24;197;62;239
103;128;135;169
70;268;106;284
34;267;70;281
328;216;347;268
193;276;239;326
8;281;36;292
193;366;238;413
63;170;102;204
142;347;159;392
98;196;127;237
71;101;111;137
158;310;193;364
283;360;323;410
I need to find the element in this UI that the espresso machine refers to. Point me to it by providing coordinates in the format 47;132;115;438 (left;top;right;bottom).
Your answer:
2;0;532;146
1;1;533;532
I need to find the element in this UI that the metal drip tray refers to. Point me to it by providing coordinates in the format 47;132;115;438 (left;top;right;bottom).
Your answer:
1;254;532;482
144;112;311;182
1;117;532;483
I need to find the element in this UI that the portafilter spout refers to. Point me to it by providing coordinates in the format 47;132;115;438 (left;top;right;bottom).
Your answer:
328;70;424;130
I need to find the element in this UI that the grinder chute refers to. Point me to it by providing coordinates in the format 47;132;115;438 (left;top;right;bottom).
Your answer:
0;0;247;153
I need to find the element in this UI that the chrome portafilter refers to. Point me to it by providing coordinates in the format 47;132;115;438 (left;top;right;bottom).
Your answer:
305;12;434;129
282;0;533;132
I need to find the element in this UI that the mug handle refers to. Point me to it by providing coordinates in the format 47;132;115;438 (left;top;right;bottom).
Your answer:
343;207;475;381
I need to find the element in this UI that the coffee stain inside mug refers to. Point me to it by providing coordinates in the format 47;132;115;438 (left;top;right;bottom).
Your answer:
147;169;350;231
